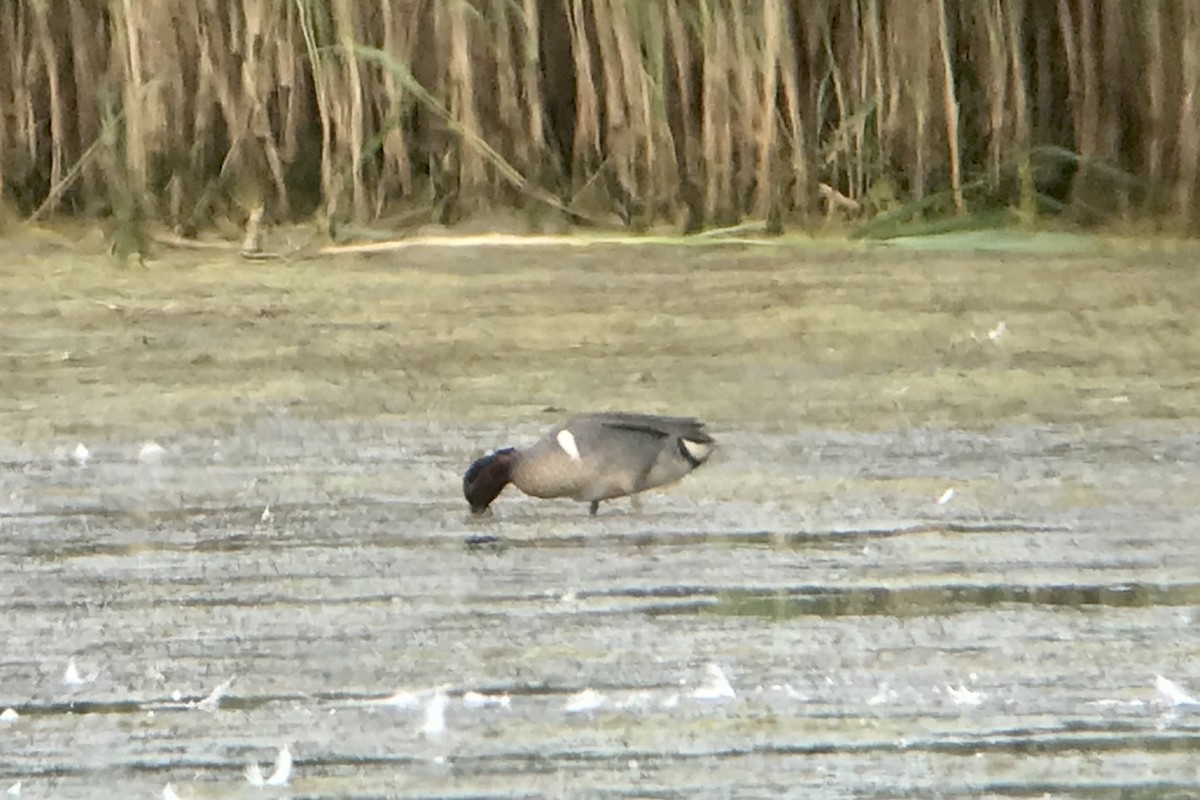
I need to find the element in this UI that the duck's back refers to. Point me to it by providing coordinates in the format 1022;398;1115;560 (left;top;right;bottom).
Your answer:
511;413;714;503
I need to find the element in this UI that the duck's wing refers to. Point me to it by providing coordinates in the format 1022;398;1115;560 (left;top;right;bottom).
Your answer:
579;412;715;471
581;413;712;442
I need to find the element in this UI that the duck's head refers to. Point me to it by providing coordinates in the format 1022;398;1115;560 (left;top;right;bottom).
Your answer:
463;447;517;513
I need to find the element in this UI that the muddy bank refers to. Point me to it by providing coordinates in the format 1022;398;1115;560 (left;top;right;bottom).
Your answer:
3;235;1199;439
1;235;1198;798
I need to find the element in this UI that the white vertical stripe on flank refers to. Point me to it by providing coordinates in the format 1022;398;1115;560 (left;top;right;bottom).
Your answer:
556;429;582;461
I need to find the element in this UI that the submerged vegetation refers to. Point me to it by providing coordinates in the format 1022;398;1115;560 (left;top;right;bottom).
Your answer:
1;0;1199;236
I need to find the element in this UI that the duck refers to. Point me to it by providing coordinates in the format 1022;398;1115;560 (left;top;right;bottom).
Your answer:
463;412;715;515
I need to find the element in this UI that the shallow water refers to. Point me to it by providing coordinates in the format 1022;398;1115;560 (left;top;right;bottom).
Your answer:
1;237;1199;798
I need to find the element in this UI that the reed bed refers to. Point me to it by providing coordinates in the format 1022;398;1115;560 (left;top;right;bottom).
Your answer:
2;0;1198;235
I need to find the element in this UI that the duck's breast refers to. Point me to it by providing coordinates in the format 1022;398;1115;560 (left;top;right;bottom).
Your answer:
509;428;597;500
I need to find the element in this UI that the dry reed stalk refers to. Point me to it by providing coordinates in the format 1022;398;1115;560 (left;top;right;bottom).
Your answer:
278;2;304;163
1033;9;1053;139
1073;0;1099;159
448;0;489;198
608;0;658;204
729;1;757;211
894;7;930;199
590;0;636;206
352;37;583;222
882;0;903;146
188;3;220;150
13;7;35;182
193;1;257;219
161;9;188;172
520;0;546;157
376;1;419;206
755;0;783;217
664;0;700;217
296;0;334;218
715;10;735;223
490;0;524;171
777;6;808;215
566;0;602;174
820;15;853;199
589;0;623;154
638;3;677;207
6;0;1200;233
935;0;964;214
862;0;886;161
0;11;12;193
244;0;290;215
1060;0;1099;160
1177;1;1200;228
1004;0;1036;222
164;2;200;222
117;0;147;196
1100;0;1125;163
29;120;116;222
701;8;735;222
1143;0;1164;192
697;0;715;217
331;0;368;219
843;0;865;199
980;0;1009;188
1056;0;1106;213
700;2;718;219
30;1;64;200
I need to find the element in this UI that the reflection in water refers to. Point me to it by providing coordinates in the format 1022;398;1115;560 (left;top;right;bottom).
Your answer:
707;582;1200;619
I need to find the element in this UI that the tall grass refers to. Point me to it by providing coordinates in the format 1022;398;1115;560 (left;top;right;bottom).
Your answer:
3;0;1199;234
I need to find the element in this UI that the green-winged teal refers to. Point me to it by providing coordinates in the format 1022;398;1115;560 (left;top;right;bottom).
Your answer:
463;413;715;515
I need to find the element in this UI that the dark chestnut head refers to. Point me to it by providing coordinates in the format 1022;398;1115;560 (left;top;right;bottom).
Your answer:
463;448;517;513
